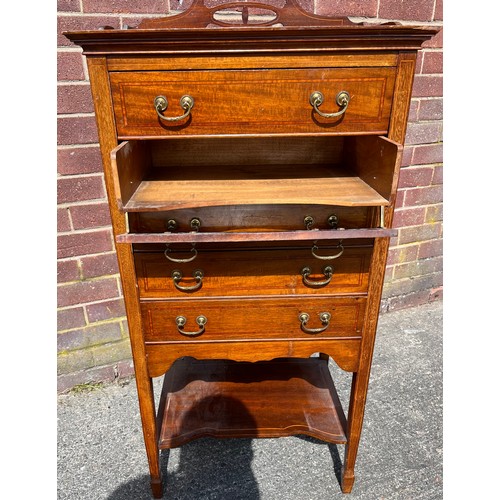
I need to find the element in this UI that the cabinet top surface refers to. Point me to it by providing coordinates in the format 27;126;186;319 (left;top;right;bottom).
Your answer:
64;0;439;54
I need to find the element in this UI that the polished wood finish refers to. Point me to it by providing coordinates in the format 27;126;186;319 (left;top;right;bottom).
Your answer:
85;57;163;494
145;339;362;377
142;296;365;341
116;228;396;244
65;3;437;497
110;136;401;212
156;357;347;448
129;205;374;232
110;67;396;138
135;246;372;298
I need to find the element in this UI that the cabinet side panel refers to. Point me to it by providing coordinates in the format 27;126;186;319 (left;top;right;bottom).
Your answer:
86;56;161;482
342;54;417;482
386;52;417;228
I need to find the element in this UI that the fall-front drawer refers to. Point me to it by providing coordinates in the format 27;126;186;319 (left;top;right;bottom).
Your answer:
141;296;365;342
135;245;372;298
110;67;396;137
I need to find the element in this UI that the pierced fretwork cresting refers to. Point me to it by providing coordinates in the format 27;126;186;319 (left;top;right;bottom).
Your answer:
138;0;356;29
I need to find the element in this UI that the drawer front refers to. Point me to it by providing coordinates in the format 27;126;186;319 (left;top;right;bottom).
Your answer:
110;67;396;137
129;205;376;233
142;297;365;342
135;246;372;298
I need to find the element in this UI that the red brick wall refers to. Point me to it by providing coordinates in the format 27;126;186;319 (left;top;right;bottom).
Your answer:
57;0;443;392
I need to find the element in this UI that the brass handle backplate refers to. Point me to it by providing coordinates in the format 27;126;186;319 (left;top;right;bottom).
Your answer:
301;266;334;287
310;90;350;119
175;315;207;337
171;269;204;292
154;95;194;122
299;312;332;334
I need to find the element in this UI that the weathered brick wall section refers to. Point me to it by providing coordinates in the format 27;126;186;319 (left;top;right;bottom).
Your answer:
57;0;443;392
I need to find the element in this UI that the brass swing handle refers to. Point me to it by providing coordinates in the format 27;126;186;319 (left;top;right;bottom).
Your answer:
175;315;207;337
154;95;194;122
301;266;333;287
299;312;332;334
309;91;350;119
171;270;204;292
311;242;344;260
164;245;198;263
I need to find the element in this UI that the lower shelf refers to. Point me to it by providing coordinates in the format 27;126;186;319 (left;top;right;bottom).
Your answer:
157;357;348;449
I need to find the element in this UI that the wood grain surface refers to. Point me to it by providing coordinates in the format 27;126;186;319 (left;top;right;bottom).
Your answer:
156;357;348;448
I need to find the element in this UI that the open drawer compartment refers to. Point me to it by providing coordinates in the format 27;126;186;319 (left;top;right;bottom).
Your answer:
110;135;403;213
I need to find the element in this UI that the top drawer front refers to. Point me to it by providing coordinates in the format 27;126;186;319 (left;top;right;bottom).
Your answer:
110;67;396;137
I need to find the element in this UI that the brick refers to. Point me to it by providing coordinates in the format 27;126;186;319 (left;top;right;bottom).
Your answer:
392;207;426;228
120;17;151;29
383;271;443;298
58;322;123;353
91;338;132;366
393;256;443;280
426;204;443;223
405;122;442;145
430;286;443;302
58;84;94;114
403;185;442;206
315;0;377;17
58;207;71;232
431;165;443;185
412;144;443;166
398;166;434;188
415;52;424;75
58;276;119;307
58;146;103;175
57;307;86;331
58;259;81;283
80;253;119;279
398;222;442;245
422;51;443;74
379;0;435;21
408;100;419;123
418;239;443;260
170;0;314;14
70;202;111;229
86;298;126;323
385;290;433;312
418;98;443;121
57;116;98;145
412;75;443;98
423;28;443;48
401;146;414;167
395;189;405;209
57;175;105;204
121;320;129;337
434;0;443;21
58;15;120;47
384;266;393;283
57;51;85;81
82;0;168;14
58;0;80;11
57;359;135;393
57;349;94;375
387;244;419;266
57;229;113;259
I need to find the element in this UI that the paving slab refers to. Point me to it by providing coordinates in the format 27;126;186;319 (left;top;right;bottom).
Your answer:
57;301;443;500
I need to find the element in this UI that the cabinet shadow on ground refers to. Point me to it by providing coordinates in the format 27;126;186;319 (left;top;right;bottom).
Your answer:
107;436;342;500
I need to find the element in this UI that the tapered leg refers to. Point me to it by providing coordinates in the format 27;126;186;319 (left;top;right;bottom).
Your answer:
341;371;371;493
135;375;163;498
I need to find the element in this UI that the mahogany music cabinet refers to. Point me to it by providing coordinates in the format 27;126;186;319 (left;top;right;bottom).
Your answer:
65;2;437;497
